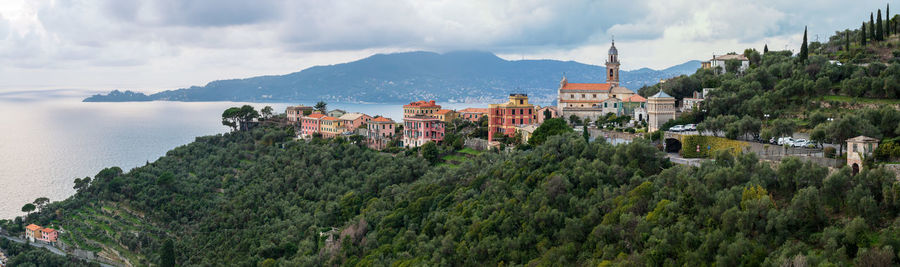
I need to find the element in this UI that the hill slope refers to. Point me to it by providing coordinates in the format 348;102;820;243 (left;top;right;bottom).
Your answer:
84;51;700;103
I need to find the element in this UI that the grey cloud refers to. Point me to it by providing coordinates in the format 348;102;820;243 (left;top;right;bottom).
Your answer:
101;0;283;27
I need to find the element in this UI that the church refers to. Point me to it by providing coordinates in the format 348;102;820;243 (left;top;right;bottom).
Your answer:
557;41;646;122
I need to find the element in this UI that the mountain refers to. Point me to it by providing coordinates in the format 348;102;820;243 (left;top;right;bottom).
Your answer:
84;51;701;103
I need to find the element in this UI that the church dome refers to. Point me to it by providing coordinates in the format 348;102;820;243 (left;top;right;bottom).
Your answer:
608;41;618;55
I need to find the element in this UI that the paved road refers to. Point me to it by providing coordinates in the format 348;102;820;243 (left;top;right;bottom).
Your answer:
666;153;709;167
1;234;116;267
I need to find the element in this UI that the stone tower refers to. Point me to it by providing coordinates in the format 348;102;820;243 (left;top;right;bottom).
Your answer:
606;40;620;87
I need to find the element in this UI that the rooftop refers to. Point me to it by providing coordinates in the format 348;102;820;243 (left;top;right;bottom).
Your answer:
848;136;880;143
323;116;339;121
560;82;612;91
435;109;455;115
305;113;326;119
710;54;749;61
338;113;369;121
650;91;673;98
40;228;56;233
459;108;489;113
371;117;394;123
26;224;41;231
404;100;441;108
624;95;647;102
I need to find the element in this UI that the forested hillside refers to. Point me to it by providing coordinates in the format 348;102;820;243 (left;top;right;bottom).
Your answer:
3;125;900;266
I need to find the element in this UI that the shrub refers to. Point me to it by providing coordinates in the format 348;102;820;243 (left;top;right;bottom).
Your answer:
824;147;836;158
681;135;749;158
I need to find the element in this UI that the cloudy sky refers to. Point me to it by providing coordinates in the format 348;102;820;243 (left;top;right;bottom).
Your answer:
0;0;891;92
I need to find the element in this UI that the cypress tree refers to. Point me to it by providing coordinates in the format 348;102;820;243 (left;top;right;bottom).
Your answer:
161;239;175;267
764;44;768;54
888;4;891;36
800;26;809;62
845;30;850;51
877;9;884;41
862;22;868;46
870;13;876;41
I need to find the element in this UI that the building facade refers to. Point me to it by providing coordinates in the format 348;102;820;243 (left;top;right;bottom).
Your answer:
366;117;396;150
702;54;750;74
300;113;326;138
557;41;637;121
647;91;677;132
320;117;343;138
338;113;373;132
458;108;488;122
286;105;313;125
488;94;537;141
681;91;704;112
535;106;559;124
434;109;457;123
403;116;444;148
25;224;57;243
327;109;347;118
403;100;441;118
847;136;880;175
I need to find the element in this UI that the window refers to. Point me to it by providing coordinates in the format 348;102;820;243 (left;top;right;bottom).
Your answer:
593;94;597;98
604;103;607;108
852;144;857;153
571;94;574;98
582;94;585;98
519;100;523;104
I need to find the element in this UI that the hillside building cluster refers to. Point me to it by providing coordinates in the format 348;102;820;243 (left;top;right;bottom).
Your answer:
25;224;58;244
286;40;704;150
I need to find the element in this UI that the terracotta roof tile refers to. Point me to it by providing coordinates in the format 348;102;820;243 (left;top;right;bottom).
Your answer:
403;100;441;108
306;113;326;119
323;116;339;121
561;83;611;91
26;224;41;231
372;117;394;123
435;109;454;115
625;95;647;102
40;228;56;233
459;108;488;113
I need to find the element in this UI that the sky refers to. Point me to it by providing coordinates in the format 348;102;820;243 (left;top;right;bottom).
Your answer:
0;0;892;93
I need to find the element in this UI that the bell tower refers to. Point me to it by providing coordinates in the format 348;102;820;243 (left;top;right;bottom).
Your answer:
605;39;620;87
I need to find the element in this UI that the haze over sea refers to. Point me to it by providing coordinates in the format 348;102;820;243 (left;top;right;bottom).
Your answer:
0;89;489;219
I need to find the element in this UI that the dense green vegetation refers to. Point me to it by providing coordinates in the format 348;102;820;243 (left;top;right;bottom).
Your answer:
0;238;98;267
2;124;899;266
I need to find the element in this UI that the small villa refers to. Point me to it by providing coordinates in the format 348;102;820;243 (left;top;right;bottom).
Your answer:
24;224;58;244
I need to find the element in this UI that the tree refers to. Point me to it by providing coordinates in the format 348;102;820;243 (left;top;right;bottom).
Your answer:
888;4;892;36
32;197;49;213
725;59;742;73
877;9;884;41
845;30;850;51
763;44;768;54
582;125;590;142
568;114;581;126
799;26;809;62
862;22;868;46
315;101;327;113
21;203;35;217
422;141;439;164
222;105;260;131
261;106;274;119
543;109;552;121
73;177;91;193
871;13;876;42
528;118;573;146
771;119;796;139
160;239;176;267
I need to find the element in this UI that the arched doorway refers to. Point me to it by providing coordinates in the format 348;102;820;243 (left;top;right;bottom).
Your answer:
665;138;682;153
852;163;860;176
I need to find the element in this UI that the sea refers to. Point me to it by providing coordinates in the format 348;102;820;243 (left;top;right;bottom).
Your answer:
0;89;487;219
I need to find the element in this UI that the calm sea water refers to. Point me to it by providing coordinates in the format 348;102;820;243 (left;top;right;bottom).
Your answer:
0;89;483;219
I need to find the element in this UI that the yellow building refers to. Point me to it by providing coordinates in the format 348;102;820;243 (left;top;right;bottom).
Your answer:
488;94;537;141
434;109;457;123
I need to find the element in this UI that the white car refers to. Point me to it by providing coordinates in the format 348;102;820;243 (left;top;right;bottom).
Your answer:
686;124;697;131
669;125;684;132
777;137;794;146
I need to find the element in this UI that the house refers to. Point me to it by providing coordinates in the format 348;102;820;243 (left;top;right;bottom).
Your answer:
458;108;489;122
300;113;327;138
647;91;676;132
557;41;638;121
622;94;648;122
702;54;749;74
366;117;396;150
327;109;347;118
403;115;444;148
515;124;540;144
847;136;880;175
320;116;343;138
338;113;373;132
681;91;704;112
285;105;314;125
403;100;441;118
25;224;41;242
488;94;537;141
535;106;559;124
402;100;445;147
24;224;57;244
434;109;457;123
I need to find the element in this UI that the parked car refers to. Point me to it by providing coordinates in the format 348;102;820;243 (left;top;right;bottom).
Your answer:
777;137;795;146
684;124;697;131
669;125;684;132
791;139;809;147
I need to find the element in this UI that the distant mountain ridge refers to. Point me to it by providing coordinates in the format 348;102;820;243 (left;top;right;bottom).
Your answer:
84;51;701;103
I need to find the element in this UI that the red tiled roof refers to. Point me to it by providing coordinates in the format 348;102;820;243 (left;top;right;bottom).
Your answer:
403;100;440;108
559;100;600;103
624;95;647;102
305;113;326;119
459;108;488;113
40;228;56;233
372;117;394;123
26;224;41;231
561;83;611;91
323;116;339;121
435;109;454;115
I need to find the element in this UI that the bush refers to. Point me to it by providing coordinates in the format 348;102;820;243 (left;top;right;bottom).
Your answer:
681;135;750;158
824;147;836;158
625;128;636;133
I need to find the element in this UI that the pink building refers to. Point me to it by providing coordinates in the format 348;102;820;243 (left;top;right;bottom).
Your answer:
300;113;326;138
535;106;559;124
458;108;488;122
286;105;313;125
366;117;396;150
339;113;373;132
39;228;58;243
403;116;444;148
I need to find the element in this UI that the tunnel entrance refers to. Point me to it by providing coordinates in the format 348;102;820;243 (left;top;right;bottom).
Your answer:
665;138;682;153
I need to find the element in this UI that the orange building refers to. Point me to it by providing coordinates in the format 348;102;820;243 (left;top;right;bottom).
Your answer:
25;224;58;243
488;94;536;141
458;108;488;122
403;100;441;118
434;109;457;123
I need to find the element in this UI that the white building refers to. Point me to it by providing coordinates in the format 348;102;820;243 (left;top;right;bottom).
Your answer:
705;54;749;74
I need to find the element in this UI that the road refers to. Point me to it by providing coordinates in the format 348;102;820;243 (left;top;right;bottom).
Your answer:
666;153;709;167
0;234;116;267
